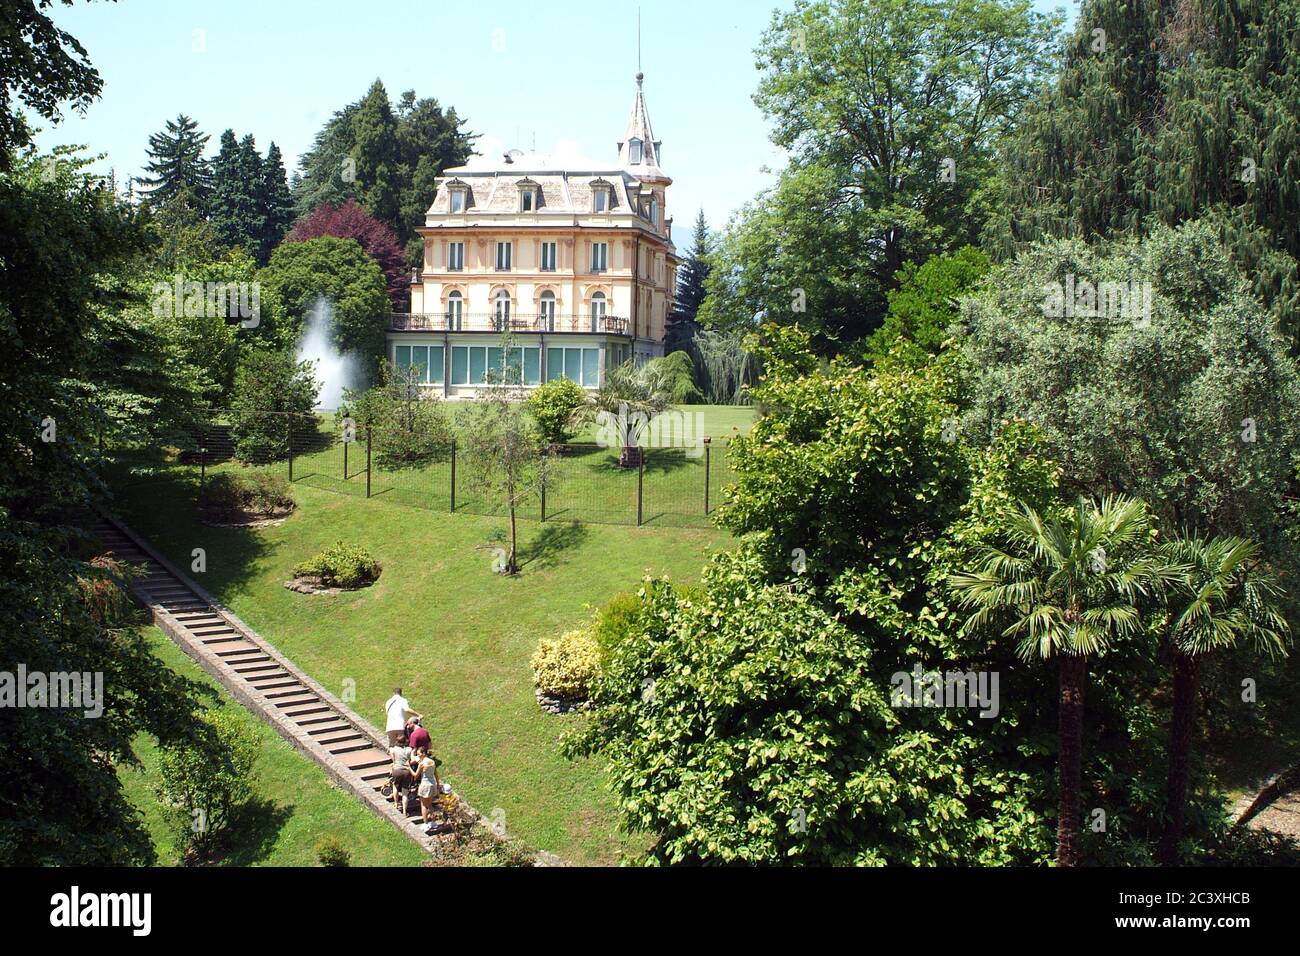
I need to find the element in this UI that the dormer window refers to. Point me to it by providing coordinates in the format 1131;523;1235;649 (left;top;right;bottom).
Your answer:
593;187;609;213
518;180;541;212
448;185;467;213
649;197;658;225
628;138;643;164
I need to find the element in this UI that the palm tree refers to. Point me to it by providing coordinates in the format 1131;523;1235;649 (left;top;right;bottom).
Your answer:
949;496;1170;866
1156;533;1290;865
576;360;673;467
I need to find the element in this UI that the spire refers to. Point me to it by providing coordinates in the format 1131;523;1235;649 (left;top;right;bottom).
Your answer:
617;72;662;172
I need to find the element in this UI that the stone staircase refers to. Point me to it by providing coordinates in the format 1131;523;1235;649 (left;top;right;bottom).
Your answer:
92;514;440;851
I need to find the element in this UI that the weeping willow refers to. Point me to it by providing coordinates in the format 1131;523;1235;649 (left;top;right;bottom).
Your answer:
694;328;756;406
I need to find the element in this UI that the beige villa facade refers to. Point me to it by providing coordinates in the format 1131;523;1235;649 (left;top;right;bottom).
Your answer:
387;73;678;398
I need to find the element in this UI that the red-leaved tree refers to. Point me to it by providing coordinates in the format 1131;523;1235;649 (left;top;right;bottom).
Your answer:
286;199;409;309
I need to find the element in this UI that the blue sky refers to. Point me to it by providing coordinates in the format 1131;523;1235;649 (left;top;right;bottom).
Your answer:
35;0;1075;245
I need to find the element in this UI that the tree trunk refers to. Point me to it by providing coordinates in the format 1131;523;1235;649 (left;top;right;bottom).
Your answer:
1057;654;1087;867
1159;652;1199;865
507;504;518;575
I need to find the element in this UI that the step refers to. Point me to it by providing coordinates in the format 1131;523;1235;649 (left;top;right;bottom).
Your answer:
295;713;343;728
323;737;370;754
340;750;389;771
283;704;331;719
214;644;263;658
272;693;321;709
198;633;244;646
306;720;355;737
231;661;278;675
246;677;299;691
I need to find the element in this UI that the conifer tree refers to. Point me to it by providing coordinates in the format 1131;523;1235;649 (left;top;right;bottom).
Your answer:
1000;0;1300;344
258;142;294;264
667;209;712;354
139;114;211;210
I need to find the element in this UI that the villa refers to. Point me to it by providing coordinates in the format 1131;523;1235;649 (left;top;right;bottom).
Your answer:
388;72;678;398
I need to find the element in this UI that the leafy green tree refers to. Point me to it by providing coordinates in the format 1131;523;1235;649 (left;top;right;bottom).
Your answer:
294;83;474;246
526;377;587;445
949;496;1170;866
140;188;221;272
701;0;1060;350
229;349;319;462
999;0;1300;345
460;334;550;574
1;142;209;864
1156;533;1290;864
0;0;104;165
644;351;704;404
138;114;211;211
342;360;452;469
154;707;259;862
865;246;990;363
257;236;390;375
962;221;1300;546
572;328;1067;864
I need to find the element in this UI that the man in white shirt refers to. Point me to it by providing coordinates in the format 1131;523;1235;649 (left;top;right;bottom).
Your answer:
384;687;421;745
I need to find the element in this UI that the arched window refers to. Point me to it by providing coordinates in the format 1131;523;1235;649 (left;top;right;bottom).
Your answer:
628;138;643;164
590;291;606;332
539;291;556;332
446;291;463;331
494;290;511;331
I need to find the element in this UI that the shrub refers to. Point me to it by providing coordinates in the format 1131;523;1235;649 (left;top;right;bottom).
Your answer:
339;361;453;469
199;472;294;521
316;836;351;867
155;707;259;862
292;541;382;589
527;377;587;445
76;554;144;628
531;629;601;700
645;351;704;404
229;349;319;462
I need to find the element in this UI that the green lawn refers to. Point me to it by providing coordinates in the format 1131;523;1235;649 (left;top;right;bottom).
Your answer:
109;409;747;863
119;627;428;867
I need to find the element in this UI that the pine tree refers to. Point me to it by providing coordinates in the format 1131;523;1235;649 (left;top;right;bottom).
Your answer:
666;209;712;354
258;142;294;264
1000;0;1300;345
351;79;402;235
207;129;267;258
139;114;211;210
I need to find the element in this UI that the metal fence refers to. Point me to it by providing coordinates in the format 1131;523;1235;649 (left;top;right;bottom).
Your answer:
114;409;736;529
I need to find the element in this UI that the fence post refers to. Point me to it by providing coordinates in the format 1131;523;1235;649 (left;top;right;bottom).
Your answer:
365;425;372;499
540;474;547;522
287;416;294;482
704;437;711;515
343;433;349;480
636;452;644;526
450;439;456;512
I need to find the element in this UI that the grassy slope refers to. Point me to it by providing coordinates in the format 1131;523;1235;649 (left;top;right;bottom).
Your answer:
119;627;428;867
113;405;754;864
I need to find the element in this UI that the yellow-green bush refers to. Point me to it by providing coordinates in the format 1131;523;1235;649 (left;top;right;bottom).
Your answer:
530;629;601;700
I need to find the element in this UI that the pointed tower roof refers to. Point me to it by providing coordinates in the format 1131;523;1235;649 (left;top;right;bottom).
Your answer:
617;73;668;180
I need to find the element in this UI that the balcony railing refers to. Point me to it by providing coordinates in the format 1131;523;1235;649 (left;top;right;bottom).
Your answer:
388;312;631;335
